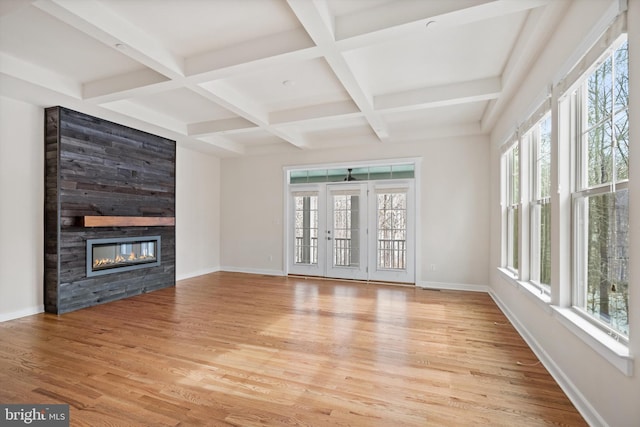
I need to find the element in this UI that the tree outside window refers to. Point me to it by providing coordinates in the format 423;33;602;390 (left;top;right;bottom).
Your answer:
506;145;519;272
529;115;551;291
575;39;628;338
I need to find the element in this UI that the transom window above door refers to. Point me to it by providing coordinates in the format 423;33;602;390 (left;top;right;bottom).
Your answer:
289;164;414;184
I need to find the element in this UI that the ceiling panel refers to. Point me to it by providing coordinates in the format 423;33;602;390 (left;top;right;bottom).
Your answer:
343;11;528;96
220;57;351;112
131;88;238;124
100;0;302;57
0;4;145;83
326;0;396;17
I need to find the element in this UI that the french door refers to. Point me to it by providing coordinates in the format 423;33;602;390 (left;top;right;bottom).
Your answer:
288;181;414;283
326;184;368;280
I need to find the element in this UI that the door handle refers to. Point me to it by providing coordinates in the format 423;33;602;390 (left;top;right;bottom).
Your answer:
327;237;332;240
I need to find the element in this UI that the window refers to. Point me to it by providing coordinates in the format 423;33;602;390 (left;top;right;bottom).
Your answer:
290;164;414;184
376;191;407;270
293;193;319;265
529;114;552;292
505;144;520;273
332;193;358;267
571;38;629;339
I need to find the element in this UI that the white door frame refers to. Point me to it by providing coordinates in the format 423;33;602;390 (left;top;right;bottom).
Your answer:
284;158;421;284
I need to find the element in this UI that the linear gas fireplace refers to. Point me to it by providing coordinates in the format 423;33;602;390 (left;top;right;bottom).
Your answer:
87;236;161;277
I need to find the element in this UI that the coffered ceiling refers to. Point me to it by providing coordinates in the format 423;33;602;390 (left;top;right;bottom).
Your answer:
0;0;570;157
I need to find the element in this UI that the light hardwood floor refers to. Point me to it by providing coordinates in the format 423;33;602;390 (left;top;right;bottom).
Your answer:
0;272;586;426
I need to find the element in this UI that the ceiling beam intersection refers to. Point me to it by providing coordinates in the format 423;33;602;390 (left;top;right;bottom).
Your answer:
287;0;389;141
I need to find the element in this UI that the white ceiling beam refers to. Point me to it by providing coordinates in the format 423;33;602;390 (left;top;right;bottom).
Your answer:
481;0;571;131
197;135;247;156
391;122;484;143
337;0;551;51
187;117;257;136
195;81;307;149
175;136;242;158
33;0;184;79
0;52;81;98
244;142;300;158
186;28;320;80
100;99;186;135
82;69;175;103
286;0;389;141
375;77;501;113
269;100;360;125
305;127;379;147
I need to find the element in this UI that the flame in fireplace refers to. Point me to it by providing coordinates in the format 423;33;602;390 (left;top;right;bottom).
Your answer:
93;252;155;269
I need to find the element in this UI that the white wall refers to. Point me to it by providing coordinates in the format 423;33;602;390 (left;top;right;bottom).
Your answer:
176;146;221;280
220;136;490;288
0;97;222;320
0;97;44;321
489;1;640;426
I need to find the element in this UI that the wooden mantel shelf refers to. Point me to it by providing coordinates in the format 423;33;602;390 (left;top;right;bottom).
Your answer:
82;216;175;227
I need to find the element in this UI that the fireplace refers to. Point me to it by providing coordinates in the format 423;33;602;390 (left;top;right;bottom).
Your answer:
45;107;175;313
86;236;161;277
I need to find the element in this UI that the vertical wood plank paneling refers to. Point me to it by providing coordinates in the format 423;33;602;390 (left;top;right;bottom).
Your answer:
44;108;60;312
44;107;176;314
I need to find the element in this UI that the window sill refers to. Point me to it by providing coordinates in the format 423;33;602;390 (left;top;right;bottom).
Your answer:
496;268;633;376
497;268;552;313
552;306;633;376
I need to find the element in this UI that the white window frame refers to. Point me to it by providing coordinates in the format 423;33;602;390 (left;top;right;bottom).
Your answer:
528;113;552;296
504;143;520;275
498;11;632;375
569;35;629;344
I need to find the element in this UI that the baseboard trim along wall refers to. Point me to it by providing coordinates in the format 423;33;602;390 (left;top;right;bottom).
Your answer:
416;281;490;293
176;267;222;281
488;289;607;427
220;266;286;277
0;305;44;323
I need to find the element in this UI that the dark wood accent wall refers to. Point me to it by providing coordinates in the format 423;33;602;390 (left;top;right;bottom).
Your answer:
44;107;176;314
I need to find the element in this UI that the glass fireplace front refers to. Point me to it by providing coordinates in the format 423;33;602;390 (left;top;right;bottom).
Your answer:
86;236;161;277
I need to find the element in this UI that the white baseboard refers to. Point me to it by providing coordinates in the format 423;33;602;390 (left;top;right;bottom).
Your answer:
0;305;44;322
417;280;490;293
220;266;285;277
488;289;607;427
176;266;221;281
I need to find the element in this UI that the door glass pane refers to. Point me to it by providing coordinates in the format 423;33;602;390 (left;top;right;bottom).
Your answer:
333;194;359;267
377;192;407;269
294;195;318;265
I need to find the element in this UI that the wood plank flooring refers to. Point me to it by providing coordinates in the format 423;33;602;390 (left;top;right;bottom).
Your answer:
0;272;586;426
